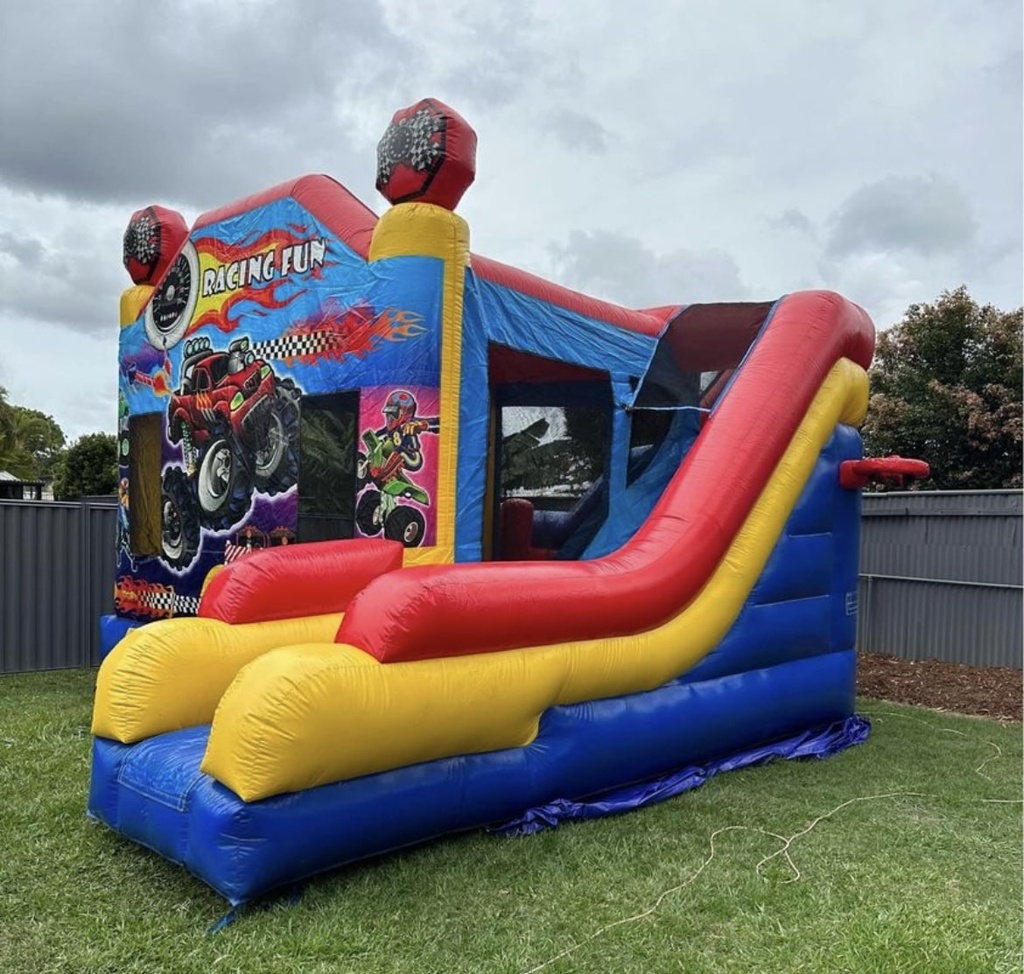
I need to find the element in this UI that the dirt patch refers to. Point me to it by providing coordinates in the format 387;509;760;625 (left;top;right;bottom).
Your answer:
857;652;1022;722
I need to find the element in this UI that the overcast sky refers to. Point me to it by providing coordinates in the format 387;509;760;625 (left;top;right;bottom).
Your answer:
0;0;1020;440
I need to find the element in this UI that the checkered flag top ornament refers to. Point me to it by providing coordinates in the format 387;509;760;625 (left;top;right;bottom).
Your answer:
375;98;477;210
123;205;189;285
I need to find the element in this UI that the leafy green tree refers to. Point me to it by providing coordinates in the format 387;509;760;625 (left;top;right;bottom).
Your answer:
0;386;19;474
52;433;119;499
500;409;609;497
9;406;65;477
0;387;66;480
500;417;551;493
863;287;1022;490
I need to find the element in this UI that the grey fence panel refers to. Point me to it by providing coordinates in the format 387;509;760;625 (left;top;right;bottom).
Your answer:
0;500;117;674
859;490;1023;668
862;490;1021;513
861;491;1021;587
858;577;1022;667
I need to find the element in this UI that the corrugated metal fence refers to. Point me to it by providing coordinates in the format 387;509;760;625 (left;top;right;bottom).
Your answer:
859;490;1022;668
2;492;1022;673
0;499;117;674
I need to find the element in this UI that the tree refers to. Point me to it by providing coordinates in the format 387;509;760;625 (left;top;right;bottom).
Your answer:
0;387;66;480
52;433;119;499
0;386;19;474
862;287;1022;490
9;406;65;476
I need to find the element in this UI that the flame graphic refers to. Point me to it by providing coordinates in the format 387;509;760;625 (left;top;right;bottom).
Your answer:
151;372;171;397
123;352;173;397
270;303;427;367
184;227;323;336
187;277;297;335
114;577;177;620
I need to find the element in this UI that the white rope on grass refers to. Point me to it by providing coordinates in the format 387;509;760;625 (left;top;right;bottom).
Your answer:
974;740;1004;781
517;824;792;974
864;710;1009;781
754;791;933;882
517;788;1021;974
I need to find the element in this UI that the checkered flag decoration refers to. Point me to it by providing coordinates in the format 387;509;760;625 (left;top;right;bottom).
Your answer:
123;205;188;285
140;588;201;617
224;542;258;564
252;332;340;364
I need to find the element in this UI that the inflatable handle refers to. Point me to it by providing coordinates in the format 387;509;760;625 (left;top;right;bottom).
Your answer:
839;457;930;490
200;538;404;624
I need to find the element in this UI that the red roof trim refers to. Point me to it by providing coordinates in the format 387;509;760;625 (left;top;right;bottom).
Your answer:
191;177;674;337
192;174;379;259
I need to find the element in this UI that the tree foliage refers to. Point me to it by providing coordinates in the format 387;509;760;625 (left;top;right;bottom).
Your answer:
52;433;119;500
863;287;1022;490
0;386;67;480
501;409;609;496
11;406;65;476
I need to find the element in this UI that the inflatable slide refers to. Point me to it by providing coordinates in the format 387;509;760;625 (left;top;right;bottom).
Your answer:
89;100;924;904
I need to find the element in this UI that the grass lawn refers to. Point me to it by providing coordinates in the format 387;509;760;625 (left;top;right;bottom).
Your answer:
0;669;1020;974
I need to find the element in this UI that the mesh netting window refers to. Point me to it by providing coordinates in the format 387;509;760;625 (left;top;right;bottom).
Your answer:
499;404;610;510
297;392;358;543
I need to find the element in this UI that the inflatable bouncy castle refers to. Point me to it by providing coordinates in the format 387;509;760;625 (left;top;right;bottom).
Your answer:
89;100;926;904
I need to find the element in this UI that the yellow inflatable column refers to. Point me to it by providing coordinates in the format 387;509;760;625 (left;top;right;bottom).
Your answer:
120;285;154;327
366;98;478;566
368;175;472;564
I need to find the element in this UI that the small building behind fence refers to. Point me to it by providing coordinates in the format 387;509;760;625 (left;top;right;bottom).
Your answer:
0;470;46;501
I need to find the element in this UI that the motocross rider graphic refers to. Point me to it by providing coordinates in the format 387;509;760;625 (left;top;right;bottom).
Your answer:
376;390;430;478
355;390;439;547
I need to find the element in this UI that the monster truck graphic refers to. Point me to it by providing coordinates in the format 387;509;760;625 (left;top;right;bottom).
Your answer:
160;335;299;569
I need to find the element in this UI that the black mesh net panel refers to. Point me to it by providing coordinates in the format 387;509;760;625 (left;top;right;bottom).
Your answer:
634;302;776;411
488;344;615;560
298;392;358;543
499;404;610;510
129;414;163;556
496;402;611;561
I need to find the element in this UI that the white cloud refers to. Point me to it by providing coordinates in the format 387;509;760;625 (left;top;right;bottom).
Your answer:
825;175;977;260
549;230;748;307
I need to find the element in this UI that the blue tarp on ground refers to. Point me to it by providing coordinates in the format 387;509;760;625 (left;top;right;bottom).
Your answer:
491;714;871;836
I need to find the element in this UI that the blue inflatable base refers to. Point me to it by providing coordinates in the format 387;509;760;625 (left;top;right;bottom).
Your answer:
98;614;141;662
88;649;859;905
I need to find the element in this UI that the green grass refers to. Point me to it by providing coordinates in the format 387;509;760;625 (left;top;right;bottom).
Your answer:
0;669;1020;974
